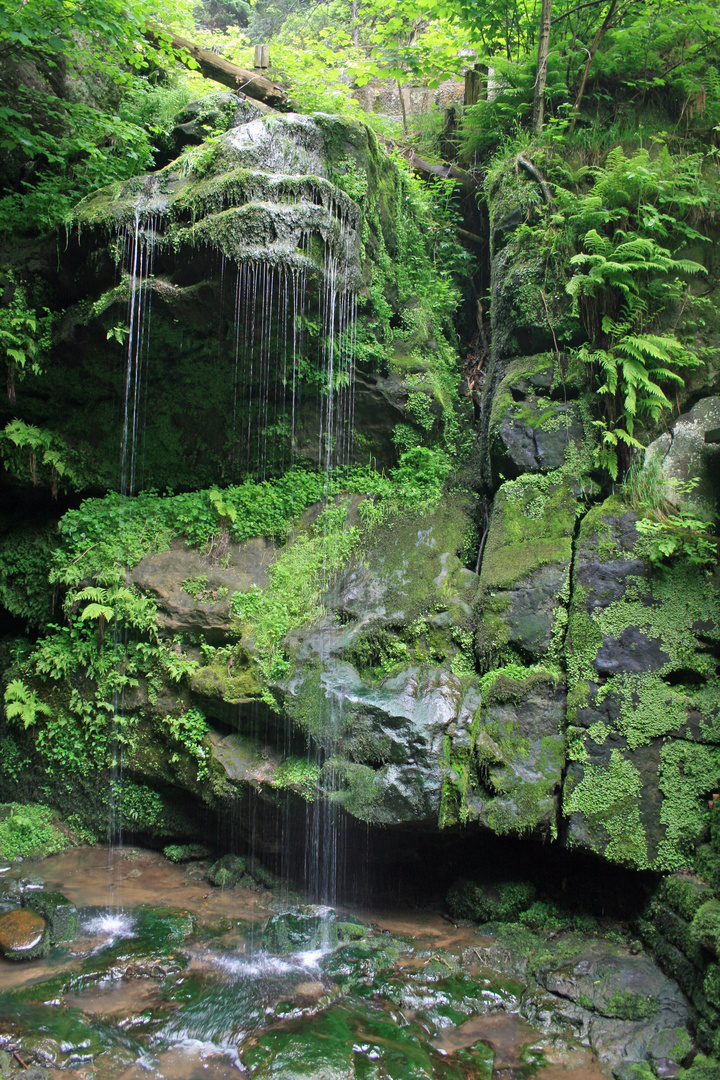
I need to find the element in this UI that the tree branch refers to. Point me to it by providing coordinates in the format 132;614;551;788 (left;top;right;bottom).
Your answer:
143;25;292;110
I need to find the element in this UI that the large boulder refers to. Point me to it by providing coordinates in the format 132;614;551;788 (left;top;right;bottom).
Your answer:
562;497;720;871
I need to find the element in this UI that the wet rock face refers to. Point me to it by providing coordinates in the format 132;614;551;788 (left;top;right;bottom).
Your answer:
0;906;48;960
281;497;482;828
10;108;410;492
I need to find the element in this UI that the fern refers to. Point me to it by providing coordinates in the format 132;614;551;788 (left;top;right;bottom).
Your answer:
4;679;52;730
559;146;709;476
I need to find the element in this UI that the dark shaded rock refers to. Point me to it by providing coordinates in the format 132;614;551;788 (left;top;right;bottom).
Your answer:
644;396;720;522
0;907;48;960
261;906;338;955
21;890;78;944
207;854;248;889
488;353;585;483
446;878;536;923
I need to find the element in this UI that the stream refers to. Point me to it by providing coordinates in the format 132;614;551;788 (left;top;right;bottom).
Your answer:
0;847;685;1079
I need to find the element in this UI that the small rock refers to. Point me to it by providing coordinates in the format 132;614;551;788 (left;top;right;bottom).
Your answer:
19;877;45;892
23;1068;51;1080
0;907;49;960
22;890;79;944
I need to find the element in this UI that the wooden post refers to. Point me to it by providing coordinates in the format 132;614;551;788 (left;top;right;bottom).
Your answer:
464;65;486;108
254;44;269;68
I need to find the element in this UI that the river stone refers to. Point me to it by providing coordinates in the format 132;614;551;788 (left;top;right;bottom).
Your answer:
22;889;78;944
535;940;690;1072
262;906;339;955
0;907;49;960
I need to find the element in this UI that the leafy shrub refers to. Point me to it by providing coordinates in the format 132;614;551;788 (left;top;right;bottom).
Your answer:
0;802;67;860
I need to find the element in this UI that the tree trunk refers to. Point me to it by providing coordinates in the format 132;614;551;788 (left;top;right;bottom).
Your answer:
532;0;553;136
568;0;618;134
351;0;360;47
397;79;408;134
144;25;291;110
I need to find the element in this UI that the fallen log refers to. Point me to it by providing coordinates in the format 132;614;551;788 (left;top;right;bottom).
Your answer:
144;25;292;110
403;150;479;203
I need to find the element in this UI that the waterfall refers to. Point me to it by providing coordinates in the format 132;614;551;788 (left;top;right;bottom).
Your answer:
119;211;157;499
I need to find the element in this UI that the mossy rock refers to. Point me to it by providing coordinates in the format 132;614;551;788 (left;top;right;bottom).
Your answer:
261;906;339;955
661;875;714;923
487;353;586;484
207;854;248;889
691;900;720;956
446;878;536;923
163;843;212;863
337;920;367;942
563;496;720;872
21;890;78;944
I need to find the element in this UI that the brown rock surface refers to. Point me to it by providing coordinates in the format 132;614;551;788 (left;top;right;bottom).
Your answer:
0;907;48;960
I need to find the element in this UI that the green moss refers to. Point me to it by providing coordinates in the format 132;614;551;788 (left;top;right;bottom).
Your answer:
657;742;720;870
564;749;648;867
604;990;659;1020
691;900;720;954
271;757;319;802
480;471;576;591
661;875;715;922
163;843;211;863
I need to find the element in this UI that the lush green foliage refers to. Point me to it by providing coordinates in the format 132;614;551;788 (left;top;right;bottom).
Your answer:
456;0;720;156
0;0;196;232
625;467;718;567
0;802;68;860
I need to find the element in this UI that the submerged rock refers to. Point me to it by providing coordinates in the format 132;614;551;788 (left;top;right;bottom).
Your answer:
262;906;339;955
0;907;48;960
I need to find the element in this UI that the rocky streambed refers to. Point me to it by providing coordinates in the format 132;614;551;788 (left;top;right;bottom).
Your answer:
0;847;712;1080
